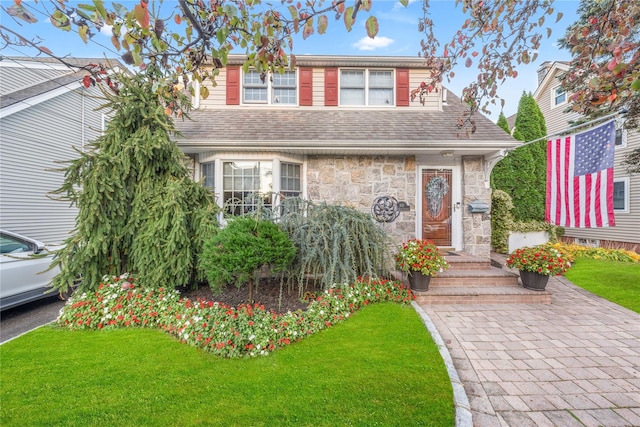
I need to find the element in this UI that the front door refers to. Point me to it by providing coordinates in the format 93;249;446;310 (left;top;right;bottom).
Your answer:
421;169;453;246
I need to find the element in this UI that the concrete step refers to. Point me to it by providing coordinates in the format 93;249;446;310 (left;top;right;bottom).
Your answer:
412;286;552;305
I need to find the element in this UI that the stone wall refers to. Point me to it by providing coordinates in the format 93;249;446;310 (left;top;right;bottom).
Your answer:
461;156;492;258
307;155;416;245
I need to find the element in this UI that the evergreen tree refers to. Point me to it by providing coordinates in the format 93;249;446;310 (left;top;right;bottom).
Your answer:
491;92;548;221
49;72;219;294
496;111;510;134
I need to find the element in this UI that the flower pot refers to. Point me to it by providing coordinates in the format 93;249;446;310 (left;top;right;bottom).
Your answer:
408;271;431;292
519;270;550;291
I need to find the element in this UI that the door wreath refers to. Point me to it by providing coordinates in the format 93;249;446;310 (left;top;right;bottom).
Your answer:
426;176;449;217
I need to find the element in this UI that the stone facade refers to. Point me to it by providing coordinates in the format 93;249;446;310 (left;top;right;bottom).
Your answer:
461;156;492;258
306;154;493;258
307;155;416;244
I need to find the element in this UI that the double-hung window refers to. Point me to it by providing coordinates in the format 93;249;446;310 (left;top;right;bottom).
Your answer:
340;69;393;106
613;178;629;212
553;86;566;107
242;70;297;105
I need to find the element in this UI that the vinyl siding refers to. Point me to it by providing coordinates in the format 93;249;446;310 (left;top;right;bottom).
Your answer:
535;67;640;246
196;65;442;110
0;87;104;244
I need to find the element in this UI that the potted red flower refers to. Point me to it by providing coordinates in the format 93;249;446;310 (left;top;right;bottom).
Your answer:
395;238;449;291
506;244;572;290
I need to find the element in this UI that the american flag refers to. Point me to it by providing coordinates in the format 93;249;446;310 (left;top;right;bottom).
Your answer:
545;120;616;228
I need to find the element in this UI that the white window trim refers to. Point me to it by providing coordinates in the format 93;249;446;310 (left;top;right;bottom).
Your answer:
551;85;567;109
240;69;298;106
338;68;395;107
613;177;629;213
615;120;628;148
196;153;305;219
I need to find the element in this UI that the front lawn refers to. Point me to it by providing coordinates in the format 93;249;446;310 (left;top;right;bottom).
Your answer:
564;257;640;313
1;303;454;426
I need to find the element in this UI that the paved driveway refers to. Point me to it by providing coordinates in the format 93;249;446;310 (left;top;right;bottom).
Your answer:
422;276;640;427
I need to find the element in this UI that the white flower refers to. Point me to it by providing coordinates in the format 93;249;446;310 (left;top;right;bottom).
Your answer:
249;334;255;341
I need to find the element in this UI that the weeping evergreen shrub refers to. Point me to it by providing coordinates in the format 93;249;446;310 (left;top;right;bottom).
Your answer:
274;198;394;290
49;72;219;294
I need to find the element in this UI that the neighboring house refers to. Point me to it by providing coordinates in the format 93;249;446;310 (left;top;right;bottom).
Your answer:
0;56;118;244
174;55;519;259
534;61;640;252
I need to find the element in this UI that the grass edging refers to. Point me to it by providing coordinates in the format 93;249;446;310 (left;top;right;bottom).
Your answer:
412;302;473;427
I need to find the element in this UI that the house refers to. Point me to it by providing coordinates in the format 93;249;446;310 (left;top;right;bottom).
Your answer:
533;61;640;252
0;56;119;244
174;55;519;259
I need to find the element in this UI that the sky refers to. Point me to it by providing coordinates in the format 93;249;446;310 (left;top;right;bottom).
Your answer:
1;0;580;120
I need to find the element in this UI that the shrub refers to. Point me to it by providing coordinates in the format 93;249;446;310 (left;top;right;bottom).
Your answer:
550;242;640;263
490;189;515;253
199;217;296;301
276;199;394;290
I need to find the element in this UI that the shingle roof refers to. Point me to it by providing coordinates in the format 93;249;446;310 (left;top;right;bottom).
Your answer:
0;56;124;109
175;90;518;155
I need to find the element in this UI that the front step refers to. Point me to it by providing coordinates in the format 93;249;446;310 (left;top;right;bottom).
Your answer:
412;286;552;305
393;252;552;304
430;267;519;287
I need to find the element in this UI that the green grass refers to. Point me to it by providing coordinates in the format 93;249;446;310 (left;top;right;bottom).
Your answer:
1;303;454;426
565;257;640;313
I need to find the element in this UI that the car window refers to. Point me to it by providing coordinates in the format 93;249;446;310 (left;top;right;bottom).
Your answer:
0;234;34;254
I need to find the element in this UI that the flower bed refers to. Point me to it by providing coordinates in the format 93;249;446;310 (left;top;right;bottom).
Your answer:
57;274;414;358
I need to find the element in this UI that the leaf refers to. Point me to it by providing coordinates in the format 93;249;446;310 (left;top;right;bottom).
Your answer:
200;85;210;99
111;35;121;50
317;15;328;35
556;12;563;23
365;16;378;38
50;10;71;31
6;4;37;23
39;46;53;55
631;78;640;92
174;14;182;25
399;0;409;6
302;19;314;40
78;25;89;43
134;3;150;29
344;7;354;32
93;0;107;19
361;0;372;12
465;57;472;68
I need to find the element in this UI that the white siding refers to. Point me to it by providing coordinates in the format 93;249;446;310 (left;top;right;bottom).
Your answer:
0;87;105;244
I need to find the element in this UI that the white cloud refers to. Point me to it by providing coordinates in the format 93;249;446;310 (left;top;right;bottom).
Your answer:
352;36;394;51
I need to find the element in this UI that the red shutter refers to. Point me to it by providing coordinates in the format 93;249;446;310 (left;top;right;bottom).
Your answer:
396;68;410;106
226;65;240;105
324;68;338;106
299;67;313;106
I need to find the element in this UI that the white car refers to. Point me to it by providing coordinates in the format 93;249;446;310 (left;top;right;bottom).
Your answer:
0;230;62;311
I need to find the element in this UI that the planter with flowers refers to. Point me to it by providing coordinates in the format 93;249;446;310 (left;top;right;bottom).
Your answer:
505;244;572;291
395;238;449;291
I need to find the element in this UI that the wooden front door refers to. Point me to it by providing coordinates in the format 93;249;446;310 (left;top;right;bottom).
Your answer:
421;169;452;246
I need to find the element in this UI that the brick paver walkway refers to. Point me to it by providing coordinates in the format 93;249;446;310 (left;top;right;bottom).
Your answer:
422;276;640;427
